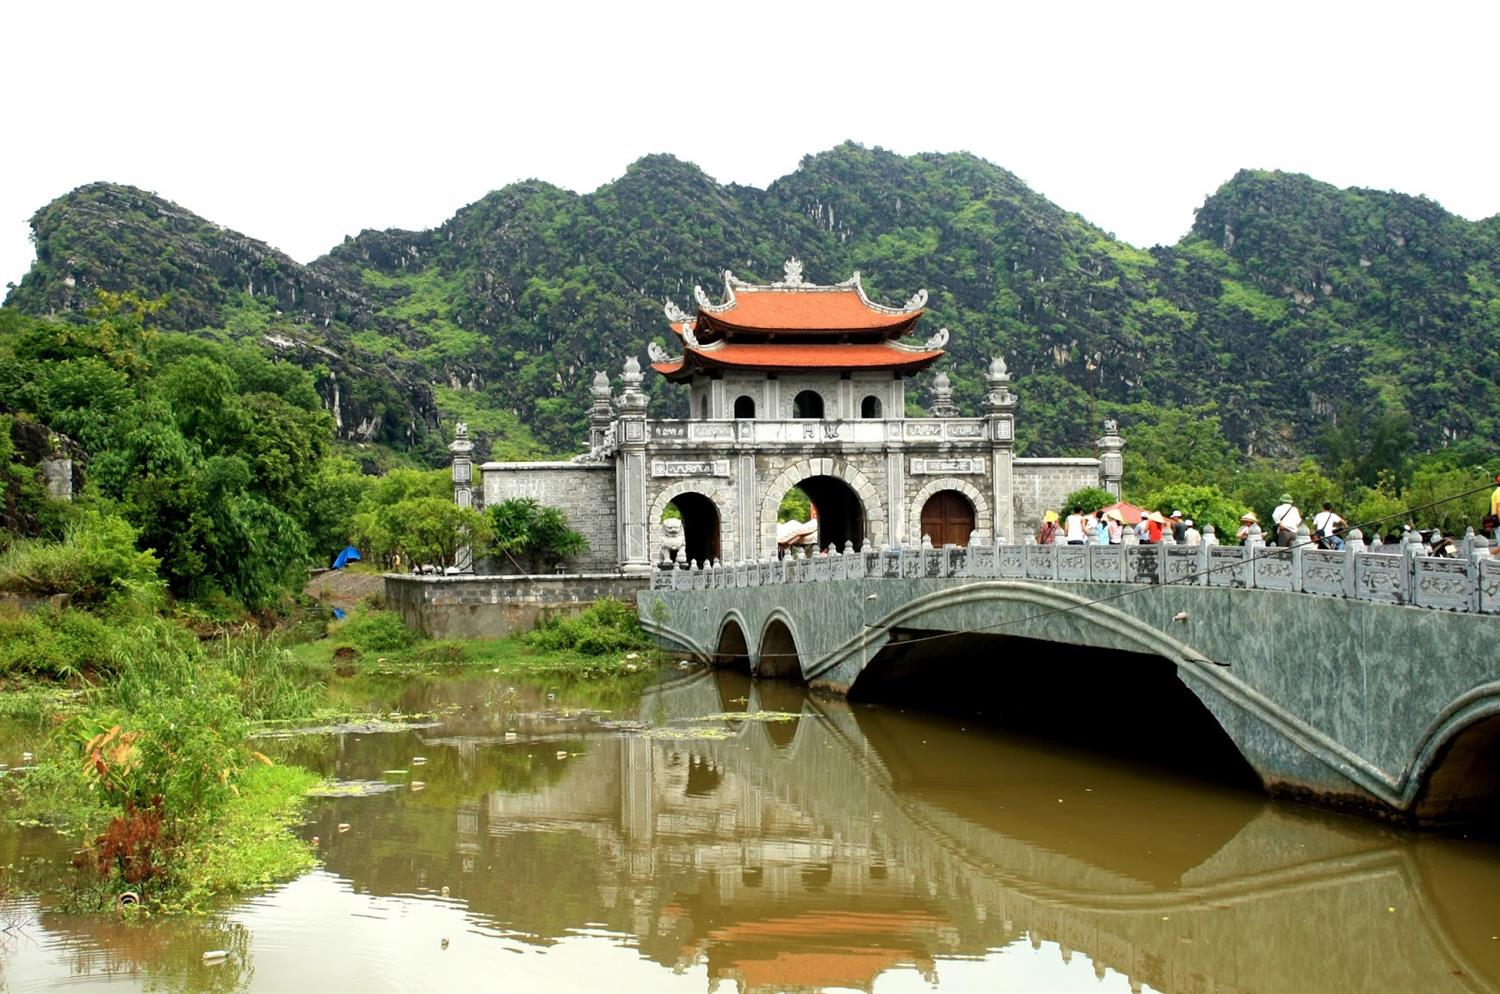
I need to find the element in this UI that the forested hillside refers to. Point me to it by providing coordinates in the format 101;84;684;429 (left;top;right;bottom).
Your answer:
7;144;1498;467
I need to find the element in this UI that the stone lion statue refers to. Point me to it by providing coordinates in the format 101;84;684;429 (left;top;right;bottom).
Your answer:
660;518;685;563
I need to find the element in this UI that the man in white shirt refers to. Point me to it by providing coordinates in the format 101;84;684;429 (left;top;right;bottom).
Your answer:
1271;493;1302;548
1311;502;1344;543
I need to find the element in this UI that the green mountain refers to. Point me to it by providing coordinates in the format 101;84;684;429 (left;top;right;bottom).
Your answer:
7;144;1498;464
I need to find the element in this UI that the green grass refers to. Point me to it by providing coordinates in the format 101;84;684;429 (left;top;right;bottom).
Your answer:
165;762;320;912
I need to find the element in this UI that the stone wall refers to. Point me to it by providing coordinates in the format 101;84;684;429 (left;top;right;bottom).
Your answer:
385;573;650;639
1012;458;1102;537
479;462;618;572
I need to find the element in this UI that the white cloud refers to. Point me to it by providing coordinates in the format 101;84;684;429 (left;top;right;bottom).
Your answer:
2;0;1495;289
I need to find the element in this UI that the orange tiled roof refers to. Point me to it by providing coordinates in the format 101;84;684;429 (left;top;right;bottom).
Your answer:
701;287;919;334
651;341;942;379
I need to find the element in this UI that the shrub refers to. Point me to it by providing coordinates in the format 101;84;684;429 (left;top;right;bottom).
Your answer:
1061;486;1116;515
1141;483;1248;543
328;609;421;653
524;599;649;656
0;511;163;611
486;498;588;573
0;606;127;679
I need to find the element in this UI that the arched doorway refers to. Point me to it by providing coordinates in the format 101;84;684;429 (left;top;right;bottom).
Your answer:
794;475;866;552
733;395;756;419
664;492;721;564
861;395;882;418
792;390;824;419
920;489;975;547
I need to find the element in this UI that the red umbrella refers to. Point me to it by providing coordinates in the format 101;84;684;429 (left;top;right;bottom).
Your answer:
1100;501;1147;525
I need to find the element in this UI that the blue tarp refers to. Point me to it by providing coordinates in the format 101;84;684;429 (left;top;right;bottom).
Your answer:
332;607;346;620
330;546;362;569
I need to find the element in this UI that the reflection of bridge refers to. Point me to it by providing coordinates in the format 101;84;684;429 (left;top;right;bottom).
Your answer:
639;544;1500;824
311;669;1500;994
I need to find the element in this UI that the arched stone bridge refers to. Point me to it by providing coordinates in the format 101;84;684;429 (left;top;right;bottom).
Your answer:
638;541;1500;824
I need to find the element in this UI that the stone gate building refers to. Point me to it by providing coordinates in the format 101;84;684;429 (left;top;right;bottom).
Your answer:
451;261;1123;574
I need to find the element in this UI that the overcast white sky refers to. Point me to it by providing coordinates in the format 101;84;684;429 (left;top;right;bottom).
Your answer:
2;0;1496;290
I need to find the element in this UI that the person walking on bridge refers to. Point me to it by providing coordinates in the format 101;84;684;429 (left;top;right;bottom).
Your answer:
1272;494;1302;548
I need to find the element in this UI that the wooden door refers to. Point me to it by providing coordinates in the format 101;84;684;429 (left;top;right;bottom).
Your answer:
919;490;975;547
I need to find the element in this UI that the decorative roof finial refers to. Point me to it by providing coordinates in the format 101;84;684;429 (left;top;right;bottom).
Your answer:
590;370;611;396
783;258;805;286
664;300;691;324
924;327;950;351
988;355;1009;381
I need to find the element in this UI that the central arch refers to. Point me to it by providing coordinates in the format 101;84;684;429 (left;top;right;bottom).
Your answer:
760;458;885;556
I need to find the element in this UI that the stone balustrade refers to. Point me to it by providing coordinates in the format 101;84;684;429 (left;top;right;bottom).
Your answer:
650;535;1500;614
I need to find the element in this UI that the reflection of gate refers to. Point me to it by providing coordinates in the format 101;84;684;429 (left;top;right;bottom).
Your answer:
919;490;975;547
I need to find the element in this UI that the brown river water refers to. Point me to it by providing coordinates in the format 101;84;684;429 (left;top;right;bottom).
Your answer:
2;665;1500;993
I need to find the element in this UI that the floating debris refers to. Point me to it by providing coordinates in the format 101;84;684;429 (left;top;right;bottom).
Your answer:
252;718;441;740
382;769;409;777
202;950;229;964
503;731;519;742
337;823;351;833
597;719;651;732
412;756;428;765
693;711;801;723
644;726;732;741
555;751;569;760
307;779;404;798
410;781;426;792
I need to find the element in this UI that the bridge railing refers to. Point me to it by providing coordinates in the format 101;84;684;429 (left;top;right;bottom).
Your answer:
651;537;1500;615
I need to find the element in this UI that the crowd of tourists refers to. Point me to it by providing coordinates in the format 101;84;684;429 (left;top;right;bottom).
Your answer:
1035;477;1500;559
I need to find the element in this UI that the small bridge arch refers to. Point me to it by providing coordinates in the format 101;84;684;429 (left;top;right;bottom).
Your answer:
758;613;806;682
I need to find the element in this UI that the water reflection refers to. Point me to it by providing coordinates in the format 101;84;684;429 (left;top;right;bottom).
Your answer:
6;666;1500;993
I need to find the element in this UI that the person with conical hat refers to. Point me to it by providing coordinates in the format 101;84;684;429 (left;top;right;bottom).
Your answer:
1271;493;1302;548
1237;510;1258;544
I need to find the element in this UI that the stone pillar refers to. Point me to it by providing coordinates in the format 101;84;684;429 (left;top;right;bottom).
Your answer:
587;370;614;452
1097;419;1125;497
929;371;959;418
984;357;1016;543
449;421;475;572
615;356;652;575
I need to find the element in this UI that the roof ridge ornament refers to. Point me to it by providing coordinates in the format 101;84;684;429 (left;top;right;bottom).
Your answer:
681;325;701;349
849;270;929;315
646;341;673;364
782;257;805;286
693;271;737;313
663;300;691;324
923;326;950;350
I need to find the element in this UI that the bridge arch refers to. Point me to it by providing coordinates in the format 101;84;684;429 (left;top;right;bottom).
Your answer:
1406;683;1500;822
713;613;753;672
761;458;885;556
911;477;990;546
758;612;807;682
651;481;732;564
